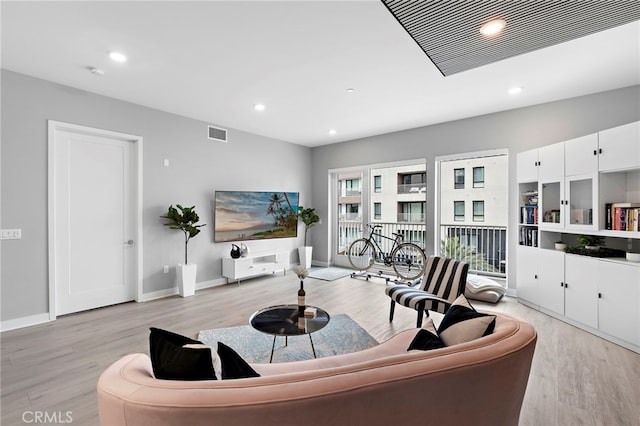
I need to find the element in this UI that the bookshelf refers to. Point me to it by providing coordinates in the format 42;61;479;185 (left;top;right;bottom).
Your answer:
516;121;640;354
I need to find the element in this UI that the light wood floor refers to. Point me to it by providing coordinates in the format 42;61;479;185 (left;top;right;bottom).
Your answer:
2;271;639;425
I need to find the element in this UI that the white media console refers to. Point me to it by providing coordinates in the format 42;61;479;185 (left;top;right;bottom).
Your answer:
222;250;289;284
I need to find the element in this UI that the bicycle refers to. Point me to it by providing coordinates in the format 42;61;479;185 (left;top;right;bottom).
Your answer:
347;224;426;281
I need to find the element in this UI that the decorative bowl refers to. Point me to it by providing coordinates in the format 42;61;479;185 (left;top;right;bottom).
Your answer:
626;252;640;262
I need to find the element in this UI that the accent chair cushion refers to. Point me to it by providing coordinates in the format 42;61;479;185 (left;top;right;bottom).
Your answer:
407;318;445;351
437;294;496;346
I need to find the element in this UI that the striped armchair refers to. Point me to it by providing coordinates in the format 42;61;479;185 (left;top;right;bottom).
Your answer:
385;256;469;327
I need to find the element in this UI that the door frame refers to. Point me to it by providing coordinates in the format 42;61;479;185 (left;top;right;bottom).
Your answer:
47;120;143;320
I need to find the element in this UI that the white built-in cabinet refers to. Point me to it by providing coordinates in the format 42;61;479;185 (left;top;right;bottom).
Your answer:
597;121;640;172
517;121;640;353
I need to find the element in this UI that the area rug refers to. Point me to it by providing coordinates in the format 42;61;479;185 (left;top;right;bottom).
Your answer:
308;266;354;281
198;314;378;363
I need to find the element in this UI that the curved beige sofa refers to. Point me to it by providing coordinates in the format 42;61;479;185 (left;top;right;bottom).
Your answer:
98;313;536;426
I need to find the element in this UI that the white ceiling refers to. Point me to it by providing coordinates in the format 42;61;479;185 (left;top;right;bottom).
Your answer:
2;1;639;147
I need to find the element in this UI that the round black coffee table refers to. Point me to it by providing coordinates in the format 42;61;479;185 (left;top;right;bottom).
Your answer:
249;304;330;363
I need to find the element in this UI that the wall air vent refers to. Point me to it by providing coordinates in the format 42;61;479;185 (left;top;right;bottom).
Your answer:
208;125;228;142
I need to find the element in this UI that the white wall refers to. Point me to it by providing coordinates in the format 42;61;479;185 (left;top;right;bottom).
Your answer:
310;85;640;289
1;70;311;324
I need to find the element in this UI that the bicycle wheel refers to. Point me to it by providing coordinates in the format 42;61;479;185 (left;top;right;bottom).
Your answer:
391;243;426;281
347;239;376;271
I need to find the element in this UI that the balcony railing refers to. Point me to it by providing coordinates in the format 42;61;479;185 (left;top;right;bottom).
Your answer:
339;213;362;221
440;224;507;278
397;212;425;223
337;221;506;278
337;221;426;257
397;183;426;194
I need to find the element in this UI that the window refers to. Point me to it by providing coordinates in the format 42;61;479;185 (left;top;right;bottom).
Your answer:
454;168;465;189
473;167;485;188
473;201;485;222
374;202;381;219
398;202;424;222
374;175;382;193
454;201;465;221
344;179;360;196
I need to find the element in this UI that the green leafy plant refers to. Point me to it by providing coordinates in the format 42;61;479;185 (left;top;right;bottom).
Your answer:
161;204;206;264
577;234;605;247
298;206;320;246
440;236;497;273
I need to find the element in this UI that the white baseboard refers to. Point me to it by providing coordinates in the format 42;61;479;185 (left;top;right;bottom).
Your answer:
506;288;517;297
141;287;178;301
3;277;237;330
141;277;228;302
1;313;51;332
196;277;227;290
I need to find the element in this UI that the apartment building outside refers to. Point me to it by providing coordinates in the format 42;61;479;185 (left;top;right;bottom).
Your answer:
439;154;508;275
336;163;426;257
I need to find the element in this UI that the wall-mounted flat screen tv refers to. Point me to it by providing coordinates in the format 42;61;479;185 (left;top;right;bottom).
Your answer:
214;191;299;242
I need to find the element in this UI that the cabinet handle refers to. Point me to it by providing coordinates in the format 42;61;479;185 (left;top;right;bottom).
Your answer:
599;148;602;154
598;292;602;299
534;274;538;279
593;149;597;156
560;282;563;287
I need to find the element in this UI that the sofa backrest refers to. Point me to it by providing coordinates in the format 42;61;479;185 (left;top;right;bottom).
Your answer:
98;313;536;426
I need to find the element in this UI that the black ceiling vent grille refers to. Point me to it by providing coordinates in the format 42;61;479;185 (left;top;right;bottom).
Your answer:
208;125;228;142
381;0;640;76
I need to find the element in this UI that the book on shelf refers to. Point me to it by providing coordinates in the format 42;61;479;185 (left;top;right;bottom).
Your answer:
570;208;592;225
520;205;538;224
519;226;538;247
610;204;640;232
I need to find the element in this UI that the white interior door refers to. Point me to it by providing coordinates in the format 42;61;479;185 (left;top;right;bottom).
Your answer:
50;123;139;316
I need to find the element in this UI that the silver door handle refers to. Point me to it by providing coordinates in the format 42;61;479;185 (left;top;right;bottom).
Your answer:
125;240;134;245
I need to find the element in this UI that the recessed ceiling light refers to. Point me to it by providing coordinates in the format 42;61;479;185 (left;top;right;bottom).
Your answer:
346;88;355;93
109;51;127;63
328;129;337;136
479;19;506;36
254;103;266;111
508;86;523;95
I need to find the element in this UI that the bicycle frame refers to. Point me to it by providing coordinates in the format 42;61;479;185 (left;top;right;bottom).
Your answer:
362;225;402;263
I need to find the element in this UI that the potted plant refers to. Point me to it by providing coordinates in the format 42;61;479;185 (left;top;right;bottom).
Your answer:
554;240;567;251
577;234;604;250
161;204;206;297
298;206;320;268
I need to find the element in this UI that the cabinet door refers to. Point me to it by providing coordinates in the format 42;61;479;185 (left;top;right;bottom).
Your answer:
598;121;640;172
564;255;598;329
539;180;564;229
538;142;564;182
598;262;640;345
565;133;598;176
517;149;539;183
537;249;565;315
516;246;538;305
565;173;598;230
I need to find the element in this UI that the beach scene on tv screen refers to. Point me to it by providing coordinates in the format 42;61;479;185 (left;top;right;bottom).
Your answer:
214;191;299;242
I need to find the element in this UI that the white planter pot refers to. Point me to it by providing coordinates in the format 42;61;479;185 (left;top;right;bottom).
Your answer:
177;263;197;297
555;243;567;251
298;246;312;269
